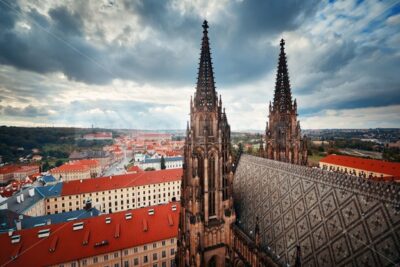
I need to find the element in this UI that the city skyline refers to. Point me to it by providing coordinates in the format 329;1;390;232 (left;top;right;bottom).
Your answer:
0;0;399;130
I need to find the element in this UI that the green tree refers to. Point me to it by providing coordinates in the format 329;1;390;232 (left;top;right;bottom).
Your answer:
160;156;166;170
42;161;50;172
55;159;64;167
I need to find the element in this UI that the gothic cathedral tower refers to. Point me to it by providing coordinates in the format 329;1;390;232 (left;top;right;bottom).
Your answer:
177;21;236;267
264;39;308;165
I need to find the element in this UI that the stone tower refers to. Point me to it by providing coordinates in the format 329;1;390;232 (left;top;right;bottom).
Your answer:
263;39;308;165
177;20;236;267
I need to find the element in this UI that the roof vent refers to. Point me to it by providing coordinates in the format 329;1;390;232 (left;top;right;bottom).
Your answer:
73;222;84;231
11;235;21;244
94;240;109;247
38;228;51;238
171;204;177;211
28;188;35;197
105;217;111;224
125;213;132;220
148;209;155;215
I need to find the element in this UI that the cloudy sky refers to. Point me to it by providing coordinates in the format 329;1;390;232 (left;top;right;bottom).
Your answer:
0;0;399;130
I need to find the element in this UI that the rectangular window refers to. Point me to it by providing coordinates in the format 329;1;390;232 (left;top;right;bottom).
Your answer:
144;255;148;263
104;255;109;261
153;243;157;248
134;258;139;266
170;248;175;255
124;250;128;256
144;245;147;251
124;261;129;267
114;252;119;258
162;250;166;258
153;253;157;260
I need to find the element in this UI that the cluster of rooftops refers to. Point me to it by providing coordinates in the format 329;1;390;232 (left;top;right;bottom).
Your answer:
0;203;179;267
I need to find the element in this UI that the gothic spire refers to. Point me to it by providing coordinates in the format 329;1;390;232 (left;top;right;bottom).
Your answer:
194;20;217;111
273;39;293;112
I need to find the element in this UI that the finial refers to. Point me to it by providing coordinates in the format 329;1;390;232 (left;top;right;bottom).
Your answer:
280;38;285;48
202;20;209;31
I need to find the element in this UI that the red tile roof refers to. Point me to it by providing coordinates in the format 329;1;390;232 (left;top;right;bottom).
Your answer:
320;154;400;178
61;168;182;196
126;165;143;173
51;164;90;173
0;203;179;267
71;159;100;168
0;165;39;175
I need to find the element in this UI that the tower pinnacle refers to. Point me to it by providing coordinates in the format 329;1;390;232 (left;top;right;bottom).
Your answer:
273;38;292;112
194;20;217;111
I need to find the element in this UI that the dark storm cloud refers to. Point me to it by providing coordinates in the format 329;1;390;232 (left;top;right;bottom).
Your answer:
0;0;399;129
0;4;113;84
0;104;50;117
234;0;321;36
0;0;322;86
48;6;83;36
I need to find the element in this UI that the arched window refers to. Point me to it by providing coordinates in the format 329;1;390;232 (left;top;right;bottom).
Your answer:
208;154;216;216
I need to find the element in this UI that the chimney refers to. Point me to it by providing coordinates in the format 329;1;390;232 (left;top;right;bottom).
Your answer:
16;195;21;204
20;194;24;202
15;220;22;231
28;188;35;197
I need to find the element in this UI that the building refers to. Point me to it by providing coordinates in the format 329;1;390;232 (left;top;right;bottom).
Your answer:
0;187;45;217
45;169;181;214
51;163;91;181
70;159;101;178
0;207;100;233
0;203;179;267
319;154;400;180
139;156;183;171
136;133;172;142
126;165;143;174
69;150;111;172
83;132;113;140
0;164;40;184
177;20;236;267
177;21;400;267
262;39;308;165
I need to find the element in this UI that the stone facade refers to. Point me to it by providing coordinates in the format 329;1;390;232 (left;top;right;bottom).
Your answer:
177;20;236;267
177;21;400;267
263;40;307;166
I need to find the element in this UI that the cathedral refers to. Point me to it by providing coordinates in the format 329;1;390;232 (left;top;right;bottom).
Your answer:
177;21;400;267
263;39;308;166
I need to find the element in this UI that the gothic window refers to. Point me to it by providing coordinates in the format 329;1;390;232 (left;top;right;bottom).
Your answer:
208;154;216;216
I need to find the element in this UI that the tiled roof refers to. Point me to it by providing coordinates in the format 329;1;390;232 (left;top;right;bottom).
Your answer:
320;154;400;178
0;165;39;175
20;208;101;230
71;159;100;167
51;164;90;173
0;203;179;267
61;169;182;196
126;166;142;173
36;183;63;198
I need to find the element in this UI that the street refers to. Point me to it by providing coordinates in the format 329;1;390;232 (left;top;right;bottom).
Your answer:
102;149;133;176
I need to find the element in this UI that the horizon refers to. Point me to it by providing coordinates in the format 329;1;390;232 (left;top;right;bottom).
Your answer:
0;0;399;129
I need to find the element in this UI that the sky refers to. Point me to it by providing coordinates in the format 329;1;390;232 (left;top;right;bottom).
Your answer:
0;0;399;130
